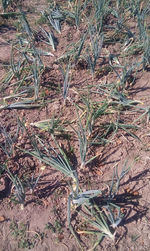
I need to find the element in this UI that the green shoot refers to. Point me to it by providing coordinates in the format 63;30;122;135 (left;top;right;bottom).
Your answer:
109;160;130;198
7;168;25;206
60;63;71;105
0;121;21;157
2;0;11;12
43;6;63;34
86;28;104;75
22;132;77;182
40;26;56;51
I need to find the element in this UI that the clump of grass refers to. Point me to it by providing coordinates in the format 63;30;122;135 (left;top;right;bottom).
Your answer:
2;11;55;102
68;160;130;250
59;63;71;105
81;95;108;137
0;125;16;157
21;126;78;182
0;120;21;157
71;104;103;168
30;117;64;135
41;5;64;34
109;160;130;198
68;188;102;249
2;0;11;12
9;221;41;249
57;32;87;65
67;0;82;28
39;26;56;51
70;107;88;169
104;120;140;142
36;15;47;25
25;171;43;195
117;0;150;70
92;0;111;33
6;167;25;208
86;28;104;75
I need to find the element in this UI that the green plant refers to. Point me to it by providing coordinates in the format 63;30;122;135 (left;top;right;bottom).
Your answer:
71;104;108;167
109;160;130;197
30;118;64;134
36;15;47;25
71;107;89;168
7;168;25;206
25;172;42;194
2;11;54;103
82;95;108;137
40;26;56;51
42;6;64;34
86;28;104;75
57;32;87;65
9;221;42;249
45;222;55;232
0;125;16;157
92;0;111;33
130;233;141;242
22;128;78;182
68;188;102;249
60;63;71;105
0;165;6;178
68;160;130;250
68;0;82;28
2;0;11;12
0;120;21;157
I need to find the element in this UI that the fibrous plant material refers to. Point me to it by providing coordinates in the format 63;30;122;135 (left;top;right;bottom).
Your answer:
30;118;63;133
4;11;55;102
40;26;56;51
57;32;87;65
60;63;71;105
86;28;104;75
41;5;63;34
0;100;42;110
109;160;130;198
6;167;25;207
71;106;88;169
0;120;21;157
71;104;106;168
68;189;102;249
82;95;108;137
23;131;77;182
68;161;130;250
2;0;11;12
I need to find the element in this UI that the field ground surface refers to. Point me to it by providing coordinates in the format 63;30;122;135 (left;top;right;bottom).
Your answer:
0;1;150;250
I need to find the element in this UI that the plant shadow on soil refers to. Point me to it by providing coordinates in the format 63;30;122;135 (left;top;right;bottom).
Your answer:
0;24;16;34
